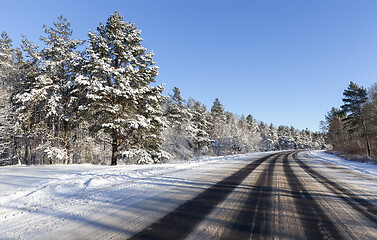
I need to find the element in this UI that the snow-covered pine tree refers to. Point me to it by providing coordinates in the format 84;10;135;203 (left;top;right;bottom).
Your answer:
209;98;228;155
244;114;261;151
298;128;312;149
14;16;83;164
259;122;274;151
237;116;251;151
12;36;40;165
165;87;192;132
224;112;244;154
210;98;226;140
0;32;14;81
246;114;259;135
76;11;164;165
0;32;16;165
277;125;295;150
122;84;170;164
187;98;212;155
162;87;195;160
268;124;278;149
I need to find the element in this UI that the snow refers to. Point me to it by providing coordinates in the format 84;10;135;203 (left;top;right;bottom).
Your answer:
299;150;377;208
306;150;377;178
0;152;269;239
2;150;377;239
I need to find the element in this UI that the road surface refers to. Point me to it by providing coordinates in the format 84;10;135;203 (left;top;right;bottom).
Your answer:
51;151;377;239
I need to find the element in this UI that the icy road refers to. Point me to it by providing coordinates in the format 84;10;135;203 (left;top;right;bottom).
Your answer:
1;151;377;239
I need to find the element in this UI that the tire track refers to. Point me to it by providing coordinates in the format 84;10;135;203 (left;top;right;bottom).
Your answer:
293;152;377;226
283;153;344;240
220;153;280;240
129;153;277;240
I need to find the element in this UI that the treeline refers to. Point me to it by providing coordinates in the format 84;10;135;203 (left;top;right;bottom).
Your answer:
323;81;377;157
0;12;324;166
163;87;325;161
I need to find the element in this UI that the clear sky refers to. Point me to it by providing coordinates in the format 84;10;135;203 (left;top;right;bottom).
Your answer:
1;0;377;131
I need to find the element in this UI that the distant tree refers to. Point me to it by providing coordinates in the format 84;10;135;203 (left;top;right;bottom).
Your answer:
165;87;192;132
162;87;195;160
324;107;346;151
187;98;212;154
210;98;226;139
246;114;259;134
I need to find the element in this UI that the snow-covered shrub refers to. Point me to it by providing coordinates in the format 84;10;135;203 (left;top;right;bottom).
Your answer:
150;150;172;163
119;149;154;164
43;147;66;164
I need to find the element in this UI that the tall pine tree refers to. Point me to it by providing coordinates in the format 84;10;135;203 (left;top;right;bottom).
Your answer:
341;81;371;156
77;11;164;165
15;16;83;164
0;32;16;164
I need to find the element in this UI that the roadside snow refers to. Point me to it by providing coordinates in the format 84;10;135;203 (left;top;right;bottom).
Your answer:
0;152;269;240
301;150;377;209
307;150;377;178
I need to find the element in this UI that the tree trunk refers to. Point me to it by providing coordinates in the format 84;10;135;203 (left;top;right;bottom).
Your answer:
24;144;30;165
365;135;371;157
111;129;118;165
63;128;70;164
361;118;371;157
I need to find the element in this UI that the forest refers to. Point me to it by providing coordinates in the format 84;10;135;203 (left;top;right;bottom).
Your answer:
0;12;325;166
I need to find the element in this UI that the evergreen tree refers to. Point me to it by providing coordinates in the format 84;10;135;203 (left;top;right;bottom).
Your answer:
162;87;195;160
165;87;192;132
187;98;212;154
0;32;16;164
0;32;14;83
77;11;163;165
210;98;226;139
246;114;259;134
324;107;347;151
244;114;261;151
341;81;371;156
13;16;83;164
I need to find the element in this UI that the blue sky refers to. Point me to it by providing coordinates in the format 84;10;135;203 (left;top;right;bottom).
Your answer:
1;0;377;131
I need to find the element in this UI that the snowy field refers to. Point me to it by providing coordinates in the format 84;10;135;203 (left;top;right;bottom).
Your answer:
1;150;377;239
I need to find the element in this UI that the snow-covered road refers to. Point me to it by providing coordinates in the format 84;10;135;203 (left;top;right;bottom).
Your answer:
1;151;377;239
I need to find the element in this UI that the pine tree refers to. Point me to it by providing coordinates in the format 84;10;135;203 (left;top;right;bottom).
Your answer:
162;87;195;160
242;114;260;151
0;32;16;165
165;87;192;132
187;99;212;154
324;107;347;151
77;11;163;165
246;114;259;134
14;16;83;164
341;81;371;156
0;32;14;82
210;98;226;139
